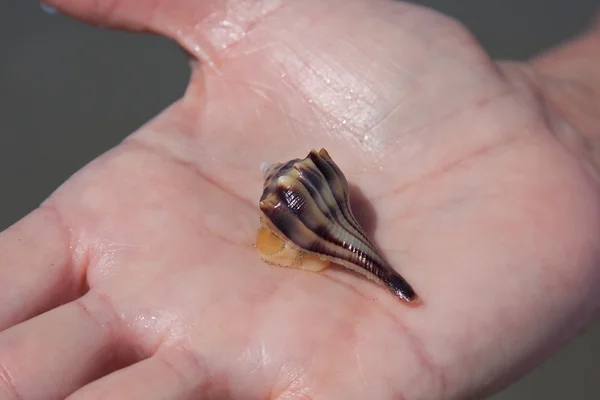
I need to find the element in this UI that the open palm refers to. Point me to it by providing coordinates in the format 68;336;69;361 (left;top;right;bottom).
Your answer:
2;1;600;399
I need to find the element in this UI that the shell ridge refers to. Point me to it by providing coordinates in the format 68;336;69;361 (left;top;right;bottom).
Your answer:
313;151;375;240
292;159;380;257
308;151;412;281
266;180;390;279
301;155;378;250
262;203;385;281
292;159;395;276
309;151;376;243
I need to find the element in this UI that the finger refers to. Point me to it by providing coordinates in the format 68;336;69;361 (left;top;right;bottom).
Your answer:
41;0;158;32
529;11;600;140
593;8;600;31
0;291;129;400
0;207;83;330
41;0;311;68
68;348;208;400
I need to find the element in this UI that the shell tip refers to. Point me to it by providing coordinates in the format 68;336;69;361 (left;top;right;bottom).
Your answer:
406;295;423;307
387;275;420;305
318;148;330;157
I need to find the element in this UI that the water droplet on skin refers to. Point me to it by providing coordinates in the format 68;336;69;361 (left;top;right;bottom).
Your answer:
363;134;371;141
342;119;347;125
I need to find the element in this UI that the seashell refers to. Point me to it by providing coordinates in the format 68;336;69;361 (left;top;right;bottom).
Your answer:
256;148;419;303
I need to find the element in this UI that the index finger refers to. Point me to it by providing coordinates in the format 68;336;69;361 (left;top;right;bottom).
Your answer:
0;206;83;330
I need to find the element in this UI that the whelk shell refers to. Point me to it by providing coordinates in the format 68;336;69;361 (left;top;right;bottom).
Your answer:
256;148;419;303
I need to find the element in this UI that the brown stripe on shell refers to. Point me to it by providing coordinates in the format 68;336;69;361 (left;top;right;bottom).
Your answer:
262;175;383;278
294;156;377;250
259;149;418;303
286;160;378;258
310;150;376;245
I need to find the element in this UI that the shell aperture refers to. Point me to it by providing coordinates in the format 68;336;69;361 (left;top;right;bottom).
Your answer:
256;148;418;303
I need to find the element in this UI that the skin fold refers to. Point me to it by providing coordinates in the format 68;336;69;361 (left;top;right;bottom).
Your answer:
1;0;600;398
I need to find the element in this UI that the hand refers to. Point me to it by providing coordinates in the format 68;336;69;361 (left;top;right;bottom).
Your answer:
2;1;600;399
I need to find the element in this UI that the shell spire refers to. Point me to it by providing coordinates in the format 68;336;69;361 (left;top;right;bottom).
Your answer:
256;148;419;303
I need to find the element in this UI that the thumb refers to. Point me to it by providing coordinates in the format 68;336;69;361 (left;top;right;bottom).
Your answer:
41;0;284;66
41;0;158;32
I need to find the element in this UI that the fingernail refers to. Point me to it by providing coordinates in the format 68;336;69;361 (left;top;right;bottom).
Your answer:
40;2;59;15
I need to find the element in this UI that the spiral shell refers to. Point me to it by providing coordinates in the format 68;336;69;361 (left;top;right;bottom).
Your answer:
256;148;418;303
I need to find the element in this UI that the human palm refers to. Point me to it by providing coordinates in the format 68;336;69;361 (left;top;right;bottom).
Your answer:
2;0;600;399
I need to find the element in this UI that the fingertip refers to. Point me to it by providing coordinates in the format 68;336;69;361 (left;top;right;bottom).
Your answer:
40;0;153;32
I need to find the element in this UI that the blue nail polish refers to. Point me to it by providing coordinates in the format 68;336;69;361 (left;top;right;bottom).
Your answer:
40;2;58;15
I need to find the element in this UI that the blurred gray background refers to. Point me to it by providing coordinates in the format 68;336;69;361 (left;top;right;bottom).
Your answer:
1;1;599;398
